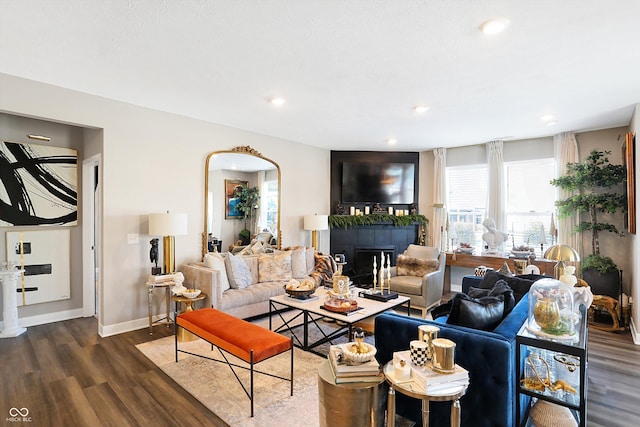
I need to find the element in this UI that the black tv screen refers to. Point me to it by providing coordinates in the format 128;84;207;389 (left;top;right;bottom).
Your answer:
341;162;415;204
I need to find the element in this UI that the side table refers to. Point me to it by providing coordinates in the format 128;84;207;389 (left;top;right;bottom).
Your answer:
173;292;207;342
383;362;467;427
145;279;175;335
317;360;386;427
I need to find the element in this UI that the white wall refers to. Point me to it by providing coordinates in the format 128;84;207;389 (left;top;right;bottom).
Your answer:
0;73;330;335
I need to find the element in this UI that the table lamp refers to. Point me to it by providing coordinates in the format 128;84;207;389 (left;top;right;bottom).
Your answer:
543;244;580;279
304;214;329;252
149;211;188;274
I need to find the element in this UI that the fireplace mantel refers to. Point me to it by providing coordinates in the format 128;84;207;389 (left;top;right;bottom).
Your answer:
329;220;423;284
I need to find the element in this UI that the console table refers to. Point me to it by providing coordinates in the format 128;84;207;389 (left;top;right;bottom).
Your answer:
444;252;555;293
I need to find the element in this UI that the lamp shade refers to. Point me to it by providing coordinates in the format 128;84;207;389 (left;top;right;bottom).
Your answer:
543;244;580;262
304;214;329;231
149;212;188;236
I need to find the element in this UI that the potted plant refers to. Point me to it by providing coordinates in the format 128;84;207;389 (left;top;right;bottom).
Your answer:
234;186;260;245
550;149;627;297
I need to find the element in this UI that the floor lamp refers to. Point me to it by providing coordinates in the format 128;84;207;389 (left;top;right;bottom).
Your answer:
304;214;329;252
149;211;188;274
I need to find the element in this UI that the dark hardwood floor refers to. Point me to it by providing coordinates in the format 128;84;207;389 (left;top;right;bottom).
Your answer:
1;316;638;426
0;318;226;427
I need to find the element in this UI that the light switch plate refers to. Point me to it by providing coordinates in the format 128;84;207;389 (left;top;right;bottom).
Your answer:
127;233;139;244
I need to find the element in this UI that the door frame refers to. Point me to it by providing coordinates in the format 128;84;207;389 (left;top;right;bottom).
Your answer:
82;154;102;320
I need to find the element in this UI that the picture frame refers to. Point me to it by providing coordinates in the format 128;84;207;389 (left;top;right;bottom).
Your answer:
0;141;78;226
624;132;636;234
225;179;248;219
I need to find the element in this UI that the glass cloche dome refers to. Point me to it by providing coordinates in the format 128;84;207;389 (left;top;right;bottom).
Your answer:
528;278;576;338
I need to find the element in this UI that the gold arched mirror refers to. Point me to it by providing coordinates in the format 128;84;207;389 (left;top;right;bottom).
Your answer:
204;146;281;258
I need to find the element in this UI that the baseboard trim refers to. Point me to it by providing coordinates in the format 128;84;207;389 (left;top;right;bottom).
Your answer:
99;312;175;337
0;308;86;330
1;311;174;339
630;316;640;345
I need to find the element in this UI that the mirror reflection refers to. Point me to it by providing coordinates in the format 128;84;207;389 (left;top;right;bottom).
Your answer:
204;146;281;257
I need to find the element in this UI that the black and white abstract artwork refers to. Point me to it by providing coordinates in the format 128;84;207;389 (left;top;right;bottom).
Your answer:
6;229;71;306
0;141;77;226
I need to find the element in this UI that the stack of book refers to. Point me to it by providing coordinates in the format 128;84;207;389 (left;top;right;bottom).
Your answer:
327;345;383;384
393;350;469;393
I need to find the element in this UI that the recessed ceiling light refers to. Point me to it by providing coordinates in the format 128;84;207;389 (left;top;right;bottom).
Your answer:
387;138;398;145
270;97;287;106
414;105;430;113
540;114;555;122
479;18;510;35
546;120;558;127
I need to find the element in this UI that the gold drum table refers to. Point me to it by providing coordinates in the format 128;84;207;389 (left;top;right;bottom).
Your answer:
317;360;386;427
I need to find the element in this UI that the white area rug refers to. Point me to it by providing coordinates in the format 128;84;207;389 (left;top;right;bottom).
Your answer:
137;335;323;427
136;313;416;427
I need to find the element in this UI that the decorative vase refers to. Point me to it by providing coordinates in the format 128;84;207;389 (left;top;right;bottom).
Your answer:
533;298;561;331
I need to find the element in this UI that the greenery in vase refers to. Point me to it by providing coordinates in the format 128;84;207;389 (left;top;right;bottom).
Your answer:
329;214;428;229
550;149;627;273
234;186;260;238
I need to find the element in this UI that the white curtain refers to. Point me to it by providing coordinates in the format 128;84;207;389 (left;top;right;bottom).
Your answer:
486;140;506;231
554;132;581;251
432;148;447;250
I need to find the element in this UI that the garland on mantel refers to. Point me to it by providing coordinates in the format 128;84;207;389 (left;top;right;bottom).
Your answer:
329;214;428;229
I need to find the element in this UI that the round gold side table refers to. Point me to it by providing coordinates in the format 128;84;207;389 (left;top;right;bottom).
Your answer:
317;360;386;427
172;292;207;342
383;361;467;427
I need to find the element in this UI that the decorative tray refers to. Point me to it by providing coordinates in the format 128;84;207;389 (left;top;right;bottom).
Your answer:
320;306;364;316
322;299;359;313
358;290;398;302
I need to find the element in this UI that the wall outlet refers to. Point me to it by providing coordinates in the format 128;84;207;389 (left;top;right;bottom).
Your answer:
127;233;139;244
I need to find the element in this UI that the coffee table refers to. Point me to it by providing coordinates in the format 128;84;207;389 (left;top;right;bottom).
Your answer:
269;287;410;356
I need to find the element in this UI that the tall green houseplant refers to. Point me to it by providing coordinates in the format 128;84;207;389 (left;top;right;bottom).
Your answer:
550;149;627;274
234;186;260;244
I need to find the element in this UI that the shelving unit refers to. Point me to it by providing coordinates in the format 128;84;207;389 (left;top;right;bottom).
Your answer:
516;307;588;426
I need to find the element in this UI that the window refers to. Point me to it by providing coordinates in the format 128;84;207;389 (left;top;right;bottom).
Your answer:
447;165;487;249
447;158;556;254
505;158;556;255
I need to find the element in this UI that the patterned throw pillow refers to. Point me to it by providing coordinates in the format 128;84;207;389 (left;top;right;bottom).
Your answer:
258;251;293;282
396;254;438;277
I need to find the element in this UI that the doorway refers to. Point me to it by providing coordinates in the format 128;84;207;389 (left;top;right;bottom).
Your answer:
82;154;101;323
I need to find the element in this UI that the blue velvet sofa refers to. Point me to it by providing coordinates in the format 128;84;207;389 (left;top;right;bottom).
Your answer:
375;293;531;426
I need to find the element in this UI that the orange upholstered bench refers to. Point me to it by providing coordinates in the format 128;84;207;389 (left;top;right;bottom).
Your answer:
175;308;293;417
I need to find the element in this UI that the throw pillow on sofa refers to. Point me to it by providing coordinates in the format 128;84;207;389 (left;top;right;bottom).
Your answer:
204;252;230;292
446;293;505;331
290;248;308;278
225;252;253;289
478;271;545;303
396;254;438;277
468;280;516;317
258;251;293;282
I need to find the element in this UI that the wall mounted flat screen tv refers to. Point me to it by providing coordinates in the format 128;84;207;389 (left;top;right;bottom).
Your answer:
341;162;415;204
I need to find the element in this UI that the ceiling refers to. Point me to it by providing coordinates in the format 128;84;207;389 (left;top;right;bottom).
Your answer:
1;1;639;151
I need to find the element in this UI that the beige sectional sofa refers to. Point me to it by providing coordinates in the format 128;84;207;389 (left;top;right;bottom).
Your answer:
179;246;323;319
